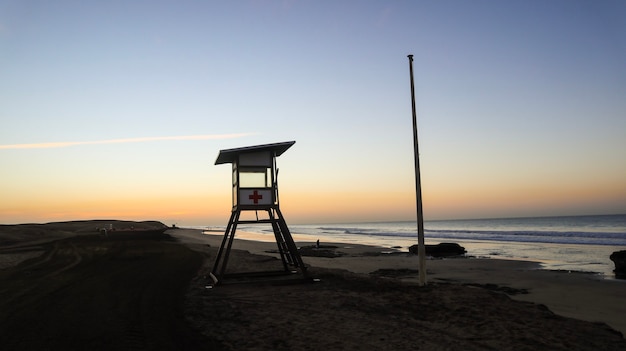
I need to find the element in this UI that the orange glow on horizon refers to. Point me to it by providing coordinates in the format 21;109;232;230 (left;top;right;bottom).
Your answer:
2;179;624;225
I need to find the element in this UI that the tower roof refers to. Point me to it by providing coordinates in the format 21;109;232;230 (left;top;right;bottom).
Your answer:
214;141;296;165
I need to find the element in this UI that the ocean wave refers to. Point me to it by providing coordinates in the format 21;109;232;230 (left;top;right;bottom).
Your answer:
306;226;626;246
420;230;626;245
229;215;626;246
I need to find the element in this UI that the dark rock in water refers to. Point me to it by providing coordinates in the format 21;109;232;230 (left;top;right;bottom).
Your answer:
610;250;626;279
409;243;466;257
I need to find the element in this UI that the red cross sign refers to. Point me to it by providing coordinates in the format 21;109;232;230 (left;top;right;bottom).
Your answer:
248;190;263;204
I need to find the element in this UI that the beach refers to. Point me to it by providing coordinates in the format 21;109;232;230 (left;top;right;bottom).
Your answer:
1;222;625;350
172;228;626;350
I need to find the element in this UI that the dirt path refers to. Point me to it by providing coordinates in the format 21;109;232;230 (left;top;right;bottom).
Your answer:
0;232;218;351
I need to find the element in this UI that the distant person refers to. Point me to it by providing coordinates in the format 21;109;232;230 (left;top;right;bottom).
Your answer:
316;239;320;249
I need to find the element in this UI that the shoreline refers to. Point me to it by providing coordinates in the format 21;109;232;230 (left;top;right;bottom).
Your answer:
170;228;626;336
198;226;625;278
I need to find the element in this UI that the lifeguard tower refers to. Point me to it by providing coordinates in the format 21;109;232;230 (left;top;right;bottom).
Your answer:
210;141;309;285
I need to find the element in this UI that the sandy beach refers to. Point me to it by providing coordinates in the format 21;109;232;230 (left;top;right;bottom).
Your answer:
1;222;625;350
171;228;626;350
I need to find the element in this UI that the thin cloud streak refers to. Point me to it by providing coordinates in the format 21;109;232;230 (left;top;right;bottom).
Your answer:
0;133;254;150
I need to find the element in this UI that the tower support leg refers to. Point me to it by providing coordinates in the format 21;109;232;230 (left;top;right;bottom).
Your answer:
210;206;309;286
211;210;240;285
273;207;308;277
268;209;291;271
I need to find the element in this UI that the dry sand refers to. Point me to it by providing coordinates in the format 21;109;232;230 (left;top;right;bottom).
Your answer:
1;223;625;350
0;222;211;350
170;230;626;350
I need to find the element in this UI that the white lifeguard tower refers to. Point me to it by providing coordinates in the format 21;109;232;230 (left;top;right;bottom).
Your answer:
210;141;309;285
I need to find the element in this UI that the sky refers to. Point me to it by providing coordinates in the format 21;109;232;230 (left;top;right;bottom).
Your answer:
1;0;625;226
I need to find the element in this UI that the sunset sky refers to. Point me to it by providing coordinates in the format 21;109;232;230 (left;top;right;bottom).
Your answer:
1;1;625;226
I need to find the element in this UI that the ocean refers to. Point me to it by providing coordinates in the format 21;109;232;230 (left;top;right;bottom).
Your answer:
202;214;626;279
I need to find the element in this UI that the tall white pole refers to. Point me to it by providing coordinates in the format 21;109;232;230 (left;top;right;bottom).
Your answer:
408;54;427;286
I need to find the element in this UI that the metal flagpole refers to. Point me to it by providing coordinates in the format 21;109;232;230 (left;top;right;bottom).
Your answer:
408;54;427;286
